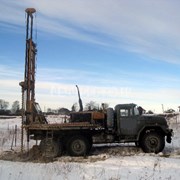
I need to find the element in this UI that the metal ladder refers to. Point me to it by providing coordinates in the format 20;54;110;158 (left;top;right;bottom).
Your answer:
44;130;54;158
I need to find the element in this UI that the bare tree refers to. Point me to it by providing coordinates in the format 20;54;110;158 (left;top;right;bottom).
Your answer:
101;103;109;110
146;110;154;114
58;107;70;115
47;108;52;113
71;103;78;112
85;101;99;111
0;99;9;110
11;100;20;114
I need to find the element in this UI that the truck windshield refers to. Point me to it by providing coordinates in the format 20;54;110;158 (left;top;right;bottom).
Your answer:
134;106;139;116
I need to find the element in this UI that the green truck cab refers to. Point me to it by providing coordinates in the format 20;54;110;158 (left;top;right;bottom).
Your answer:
110;103;173;153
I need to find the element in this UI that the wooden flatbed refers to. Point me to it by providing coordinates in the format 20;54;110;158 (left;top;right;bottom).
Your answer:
24;122;103;131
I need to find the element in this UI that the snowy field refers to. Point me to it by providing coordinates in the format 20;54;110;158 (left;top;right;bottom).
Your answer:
0;114;180;180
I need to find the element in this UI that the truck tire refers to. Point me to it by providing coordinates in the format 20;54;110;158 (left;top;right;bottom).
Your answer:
66;135;89;156
107;108;114;130
140;132;165;153
40;138;62;158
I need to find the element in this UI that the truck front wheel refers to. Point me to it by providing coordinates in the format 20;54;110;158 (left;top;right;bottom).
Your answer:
140;132;165;153
66;135;89;156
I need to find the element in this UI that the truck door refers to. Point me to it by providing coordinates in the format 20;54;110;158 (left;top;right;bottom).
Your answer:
118;107;137;135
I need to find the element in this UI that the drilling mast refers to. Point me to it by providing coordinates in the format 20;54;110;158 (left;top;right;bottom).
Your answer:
20;8;47;125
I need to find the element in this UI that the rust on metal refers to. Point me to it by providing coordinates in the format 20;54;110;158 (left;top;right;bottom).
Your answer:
93;112;105;120
20;8;37;125
24;122;102;131
25;8;36;14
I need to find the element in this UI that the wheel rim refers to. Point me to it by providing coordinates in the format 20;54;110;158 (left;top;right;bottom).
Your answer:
146;136;159;151
71;139;86;154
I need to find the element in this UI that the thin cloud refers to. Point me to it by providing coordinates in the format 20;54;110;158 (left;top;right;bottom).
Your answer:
1;1;180;64
0;66;179;112
1;1;180;112
1;63;180;90
0;65;22;79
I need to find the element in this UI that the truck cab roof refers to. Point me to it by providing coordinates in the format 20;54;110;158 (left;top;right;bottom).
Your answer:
115;103;137;109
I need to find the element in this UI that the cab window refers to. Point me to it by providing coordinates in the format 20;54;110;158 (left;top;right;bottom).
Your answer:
134;106;140;116
120;108;133;117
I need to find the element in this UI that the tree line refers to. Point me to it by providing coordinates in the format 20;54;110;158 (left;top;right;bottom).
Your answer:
47;101;109;115
0;99;20;115
0;98;109;116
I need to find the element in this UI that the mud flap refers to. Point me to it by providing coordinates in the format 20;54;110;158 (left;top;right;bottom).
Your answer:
166;135;172;143
166;130;173;143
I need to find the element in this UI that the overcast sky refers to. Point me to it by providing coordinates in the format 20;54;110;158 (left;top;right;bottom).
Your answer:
0;0;180;112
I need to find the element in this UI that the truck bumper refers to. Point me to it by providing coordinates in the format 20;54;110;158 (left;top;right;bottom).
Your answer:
166;129;173;143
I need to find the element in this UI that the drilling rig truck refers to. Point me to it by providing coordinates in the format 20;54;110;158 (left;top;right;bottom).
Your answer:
20;8;173;158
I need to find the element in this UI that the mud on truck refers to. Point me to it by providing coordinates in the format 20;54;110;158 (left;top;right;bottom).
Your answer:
20;8;173;158
26;103;173;157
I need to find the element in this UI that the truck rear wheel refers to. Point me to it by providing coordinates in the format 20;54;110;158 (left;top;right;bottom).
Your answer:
140;132;165;153
40;138;62;158
66;135;89;156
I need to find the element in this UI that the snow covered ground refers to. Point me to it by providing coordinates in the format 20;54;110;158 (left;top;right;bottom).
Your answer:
0;114;180;180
